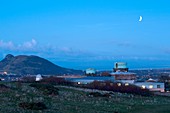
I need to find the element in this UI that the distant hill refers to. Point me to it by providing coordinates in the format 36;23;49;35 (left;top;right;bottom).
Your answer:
0;54;83;75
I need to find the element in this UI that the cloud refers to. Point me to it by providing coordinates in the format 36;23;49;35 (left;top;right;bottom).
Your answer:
0;39;37;51
22;39;37;49
59;47;72;52
107;40;135;48
0;40;14;50
1;39;167;62
0;39;92;60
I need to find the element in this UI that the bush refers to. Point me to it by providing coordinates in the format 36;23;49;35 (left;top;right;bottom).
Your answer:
40;76;72;85
20;76;36;83
0;84;10;92
88;92;112;97
0;84;9;89
19;102;47;110
29;83;59;95
85;81;152;96
88;92;103;97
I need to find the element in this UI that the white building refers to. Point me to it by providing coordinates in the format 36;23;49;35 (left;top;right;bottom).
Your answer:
35;74;43;81
134;82;165;92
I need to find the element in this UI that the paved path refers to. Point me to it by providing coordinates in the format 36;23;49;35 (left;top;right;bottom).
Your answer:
57;85;113;94
154;92;170;97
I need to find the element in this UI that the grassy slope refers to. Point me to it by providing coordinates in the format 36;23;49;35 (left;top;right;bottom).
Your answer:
0;82;170;113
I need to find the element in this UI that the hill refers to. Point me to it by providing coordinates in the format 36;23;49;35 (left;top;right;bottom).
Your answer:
0;54;82;75
0;82;170;113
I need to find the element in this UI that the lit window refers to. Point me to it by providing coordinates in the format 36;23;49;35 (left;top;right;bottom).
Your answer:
141;85;146;89
125;83;129;86
149;85;153;89
117;83;121;86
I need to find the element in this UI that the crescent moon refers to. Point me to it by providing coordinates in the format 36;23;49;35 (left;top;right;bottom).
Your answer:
139;16;142;22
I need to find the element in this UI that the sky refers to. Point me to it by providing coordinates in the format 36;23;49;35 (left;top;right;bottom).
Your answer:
1;0;170;70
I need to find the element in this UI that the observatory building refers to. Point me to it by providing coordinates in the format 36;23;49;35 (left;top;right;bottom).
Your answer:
113;62;128;72
111;62;136;84
85;68;96;76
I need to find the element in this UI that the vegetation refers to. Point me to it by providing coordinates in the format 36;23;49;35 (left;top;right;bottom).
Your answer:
0;84;10;92
78;81;152;96
40;76;70;85
29;83;59;95
0;82;169;113
18;102;47;110
87;92;112;97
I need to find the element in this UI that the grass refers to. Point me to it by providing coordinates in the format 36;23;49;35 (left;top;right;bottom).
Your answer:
130;105;170;113
0;82;169;113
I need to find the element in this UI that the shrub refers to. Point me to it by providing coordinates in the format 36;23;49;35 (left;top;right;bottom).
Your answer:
0;84;10;92
88;92;103;97
85;81;152;96
29;83;59;95
103;93;112;97
0;84;9;89
19;102;47;110
40;76;72;85
20;76;36;83
88;92;112;97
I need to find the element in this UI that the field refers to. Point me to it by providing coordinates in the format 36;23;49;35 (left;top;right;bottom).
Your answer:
0;82;170;113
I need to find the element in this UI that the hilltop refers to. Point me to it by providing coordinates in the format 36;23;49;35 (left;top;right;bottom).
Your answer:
0;54;82;75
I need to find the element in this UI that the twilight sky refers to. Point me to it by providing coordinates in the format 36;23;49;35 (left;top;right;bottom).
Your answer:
1;0;170;70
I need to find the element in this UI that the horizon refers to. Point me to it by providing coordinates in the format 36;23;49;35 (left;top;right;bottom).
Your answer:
1;0;170;70
1;54;170;71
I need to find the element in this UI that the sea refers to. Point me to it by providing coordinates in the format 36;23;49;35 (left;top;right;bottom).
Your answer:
53;59;170;71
